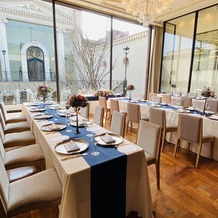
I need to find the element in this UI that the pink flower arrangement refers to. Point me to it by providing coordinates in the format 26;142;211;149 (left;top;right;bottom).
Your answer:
201;86;216;98
67;94;88;108
94;90;113;97
126;84;135;91
37;85;51;97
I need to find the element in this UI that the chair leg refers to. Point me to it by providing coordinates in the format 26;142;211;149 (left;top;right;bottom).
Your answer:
156;162;160;189
174;139;180;157
161;132;166;152
210;140;215;159
195;143;203;168
126;121;129;134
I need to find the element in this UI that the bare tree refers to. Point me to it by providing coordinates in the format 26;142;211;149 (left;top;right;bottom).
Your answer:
65;25;116;91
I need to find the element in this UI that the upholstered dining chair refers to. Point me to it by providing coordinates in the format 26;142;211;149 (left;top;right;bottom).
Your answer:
137;120;162;189
181;96;192;108
80;104;90;119
152;96;162;103
93;105;104;127
171;97;184;106
193;99;205;112
0;155;62;218
99;96;110;122
0;123;35;149
126;103;140;135
149;107;178;152
148;92;157;101
174;114;215;168
111;111;126;137
0;138;45;171
161;94;171;104
188;92;197;98
0;110;30;134
0;101;27;124
206;98;218;113
110;99;127;125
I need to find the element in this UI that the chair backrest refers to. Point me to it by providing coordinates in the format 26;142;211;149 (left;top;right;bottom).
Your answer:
93;105;104;127
181;96;192;108
178;114;202;144
149;107;166;130
173;91;182;96
161;94;171;104
80;104;90;119
171;97;184;106
127;103;140;124
188;92;197;98
137;120;161;162
148;92;157;101
110;99;119;114
193;99;205;111
152;96;162;103
0;154;9;216
0;102;7;122
99;96;108;112
111;111;125;137
207;99;218;112
0;110;6;130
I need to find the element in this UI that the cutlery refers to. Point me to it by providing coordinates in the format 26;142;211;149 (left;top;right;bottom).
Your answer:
61;153;88;161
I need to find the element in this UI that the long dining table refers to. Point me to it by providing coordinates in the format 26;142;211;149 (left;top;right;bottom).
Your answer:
22;103;154;218
116;97;218;161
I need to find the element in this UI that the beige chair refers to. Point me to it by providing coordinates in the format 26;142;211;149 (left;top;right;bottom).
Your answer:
0;110;30;134
0;124;35;149
110;99;127;124
171;97;184;106
193;99;205;112
0;102;27;124
0;155;62;218
174;114;215;168
148;92;157;101
137;120;162;189
99;96;110;121
161;94;171;104
181;96;192;108
93;105;104;127
173;91;182;96
152;96;162;103
206;99;218;113
111;111;126;137
149;107;177;152
0;139;45;171
188;92;197;98
80;104;90;119
126;103;140;134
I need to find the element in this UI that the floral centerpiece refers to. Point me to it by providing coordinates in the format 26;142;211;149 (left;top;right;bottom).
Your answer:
201;86;215;98
37;84;52;102
67;94;89;134
126;84;135;100
94;90;114;97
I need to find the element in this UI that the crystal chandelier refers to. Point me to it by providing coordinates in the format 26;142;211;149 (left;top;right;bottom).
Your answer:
122;0;174;27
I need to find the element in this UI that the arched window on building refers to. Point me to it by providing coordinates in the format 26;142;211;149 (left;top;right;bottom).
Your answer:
27;46;45;81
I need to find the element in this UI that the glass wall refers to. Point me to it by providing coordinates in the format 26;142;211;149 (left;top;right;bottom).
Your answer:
191;6;218;95
160;4;218;97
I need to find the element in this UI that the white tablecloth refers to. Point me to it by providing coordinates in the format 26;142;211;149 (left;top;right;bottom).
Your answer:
22;104;154;218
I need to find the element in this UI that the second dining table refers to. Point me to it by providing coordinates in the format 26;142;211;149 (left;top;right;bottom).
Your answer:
22;102;154;218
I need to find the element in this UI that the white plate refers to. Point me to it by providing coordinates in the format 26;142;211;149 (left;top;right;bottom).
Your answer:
30;107;47;112
95;133;123;146
176;109;190;113
33;113;53;120
54;139;89;154
70;120;92;127
41;123;66;132
208;115;218;120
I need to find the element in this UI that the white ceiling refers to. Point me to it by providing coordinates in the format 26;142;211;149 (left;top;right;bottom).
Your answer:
59;0;218;25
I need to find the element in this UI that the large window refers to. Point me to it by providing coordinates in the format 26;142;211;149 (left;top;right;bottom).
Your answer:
160;4;218;96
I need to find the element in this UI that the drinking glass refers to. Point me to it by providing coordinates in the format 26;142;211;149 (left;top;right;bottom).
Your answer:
91;134;100;156
86;119;94;137
65;110;72;132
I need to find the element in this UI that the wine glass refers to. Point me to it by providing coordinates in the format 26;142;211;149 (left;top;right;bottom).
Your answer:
205;100;210;115
91;134;100;156
53;103;59;121
86;119;94;137
65;110;72;132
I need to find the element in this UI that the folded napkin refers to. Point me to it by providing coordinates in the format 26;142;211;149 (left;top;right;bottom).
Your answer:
210;115;218;120
49;123;60;130
64;140;80;152
101;133;116;144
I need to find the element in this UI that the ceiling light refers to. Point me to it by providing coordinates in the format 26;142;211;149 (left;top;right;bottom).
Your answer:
122;0;174;27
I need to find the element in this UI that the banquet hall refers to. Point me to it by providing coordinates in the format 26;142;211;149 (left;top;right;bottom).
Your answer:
0;0;218;218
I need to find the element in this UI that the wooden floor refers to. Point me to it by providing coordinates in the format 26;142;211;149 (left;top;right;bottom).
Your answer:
13;119;218;218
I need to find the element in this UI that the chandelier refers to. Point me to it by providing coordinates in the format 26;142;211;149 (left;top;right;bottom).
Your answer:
122;0;175;27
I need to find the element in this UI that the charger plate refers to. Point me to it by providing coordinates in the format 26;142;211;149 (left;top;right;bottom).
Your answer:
95;133;123;146
41;123;66;132
30;107;47;112
54;139;89;154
